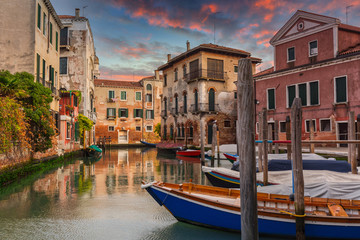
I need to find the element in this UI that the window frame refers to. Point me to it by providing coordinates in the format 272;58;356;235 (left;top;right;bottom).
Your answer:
320;118;331;132
267;88;276;110
279;121;286;133
66;122;71;139
119;108;128;118
108;90;115;99
37;4;41;30
334;75;348;104
224;120;231;128
134;109;143;118
234;65;238;74
286;80;320;108
309;40;318;57
146;84;152;91
146;110;154;120
107;108;116;119
120;91;127;101
135;126;141;132
135;91;142;101
108;126;115;132
59;57;68;75
287;46;295;62
146;125;153;132
305;119;316;133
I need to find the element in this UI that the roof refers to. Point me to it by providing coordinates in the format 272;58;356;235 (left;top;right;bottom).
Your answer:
339;43;360;56
158;43;260;71
94;79;142;88
253;67;274;77
42;0;63;28
58;15;87;20
339;24;360;33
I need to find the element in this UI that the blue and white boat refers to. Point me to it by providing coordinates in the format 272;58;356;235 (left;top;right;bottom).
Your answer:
142;181;360;239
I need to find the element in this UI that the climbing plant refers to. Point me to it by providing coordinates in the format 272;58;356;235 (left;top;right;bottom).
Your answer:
154;123;161;137
78;114;94;138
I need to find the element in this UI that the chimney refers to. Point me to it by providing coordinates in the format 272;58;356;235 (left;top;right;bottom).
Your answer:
75;8;80;19
154;70;159;80
186;41;190;51
167;54;171;62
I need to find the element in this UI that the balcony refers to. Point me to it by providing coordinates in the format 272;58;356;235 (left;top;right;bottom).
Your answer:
161;110;167;118
107;115;116;120
170;108;179;116
184;69;227;83
89;111;97;123
107;98;115;103
189;103;219;114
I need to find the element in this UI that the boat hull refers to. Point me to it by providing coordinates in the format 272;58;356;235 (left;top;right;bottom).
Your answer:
144;183;360;239
176;150;201;157
140;140;157;147
223;153;237;163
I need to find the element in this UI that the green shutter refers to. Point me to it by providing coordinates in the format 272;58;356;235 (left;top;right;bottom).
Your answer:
133;109;136;118
136;92;141;101
42;59;45;83
310;81;319;105
336;77;347;103
151;110;154;119
56;32;58;51
50;23;53;44
75;122;79;141
43;13;46;34
118;108;121;117
37;4;41;29
298;83;307;106
140;109;143;118
288;85;295;108
51;67;54;86
36;54;40;82
107;108;110;117
268;89;275;110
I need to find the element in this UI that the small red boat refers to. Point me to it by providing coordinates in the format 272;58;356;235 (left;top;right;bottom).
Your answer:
223;153;238;163
176;149;201;157
176;155;201;162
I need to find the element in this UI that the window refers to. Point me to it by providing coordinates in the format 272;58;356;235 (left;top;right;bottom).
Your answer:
120;91;127;100
163;125;167;139
194;89;198;111
320;119;331;132
335;76;347;103
189;125;193;138
118;108;128;118
146;84;152;90
287;81;319;107
136;126;141;131
37;4;41;29
234;92;237;99
174;68;178;81
146;110;154;119
66;122;71;139
175;94;178;114
60;57;68;74
135;92;141;101
309;40;318;56
49;65;54;86
207;58;224;79
145;94;152;102
134;109;143;118
74;122;79;141
56;32;58;51
107;108;116;119
267;88;275;110
60;27;68;45
108;126;115;132
224;120;231;128
49;22;53;44
234;65;238;73
146;125;153;132
164;74;167;86
42;59;46;83
279;121;286;133
305;119;316;133
164;98;167;116
108;90;115;99
170;125;174;138
36;54;40;82
74;95;78;107
43;13;46;35
183;64;187;77
287;47;295;62
256;122;259;134
181;124;185;137
183;93;187;113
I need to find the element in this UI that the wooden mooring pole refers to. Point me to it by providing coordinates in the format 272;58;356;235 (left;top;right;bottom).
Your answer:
237;58;258;240
291;98;305;240
357;114;360;162
268;123;273;154
286;116;291;160
348;111;357;174
261;108;268;186
211;121;217;167
274;120;279;154
258;113;263;172
309;120;315;153
200;116;205;164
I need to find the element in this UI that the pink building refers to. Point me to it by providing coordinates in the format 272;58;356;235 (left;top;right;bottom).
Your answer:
254;10;360;144
59;91;80;152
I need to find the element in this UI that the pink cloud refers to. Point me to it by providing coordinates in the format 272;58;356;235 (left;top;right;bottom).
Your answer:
99;74;147;82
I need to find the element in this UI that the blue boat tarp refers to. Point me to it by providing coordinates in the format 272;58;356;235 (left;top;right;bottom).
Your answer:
268;159;351;173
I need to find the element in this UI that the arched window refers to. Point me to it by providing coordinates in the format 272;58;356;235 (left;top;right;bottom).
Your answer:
183;91;187;113
209;88;215;111
174;68;178;82
189;124;193;138
146;84;152;91
170;125;174;139
194;89;198;112
174;94;178;115
164;97;167;116
163;125;167;140
181;124;185;137
183;64;187;78
177;124;181;138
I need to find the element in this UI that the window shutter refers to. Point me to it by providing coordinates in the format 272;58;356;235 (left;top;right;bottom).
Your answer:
151;110;154;119
140;109;143;118
51;67;54;86
268;89;275;110
298;83;307;106
42;59;46;82
310;82;319;105
37;4;41;29
50;22;53;44
118;108;121;117
107;108;110;117
36;54;40;82
125;108;128;118
133;109;136;118
288;85;295;108
56;32;58;51
336;77;347;103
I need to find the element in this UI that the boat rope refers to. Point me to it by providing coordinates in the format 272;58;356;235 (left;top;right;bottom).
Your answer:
280;210;306;218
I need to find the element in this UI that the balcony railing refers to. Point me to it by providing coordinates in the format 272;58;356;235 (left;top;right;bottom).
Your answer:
189;103;219;114
161;110;167;118
184;69;227;83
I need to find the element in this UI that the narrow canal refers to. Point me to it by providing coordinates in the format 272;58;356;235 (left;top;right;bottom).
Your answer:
0;147;247;240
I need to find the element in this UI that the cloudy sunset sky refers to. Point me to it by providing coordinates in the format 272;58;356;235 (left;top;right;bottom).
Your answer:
52;0;360;81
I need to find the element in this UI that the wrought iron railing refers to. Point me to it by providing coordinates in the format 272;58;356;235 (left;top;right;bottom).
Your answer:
184;69;227;83
189;103;219;113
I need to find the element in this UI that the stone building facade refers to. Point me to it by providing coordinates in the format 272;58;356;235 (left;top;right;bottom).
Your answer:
94;76;162;144
0;0;62;114
254;10;360;144
158;43;261;146
58;9;99;146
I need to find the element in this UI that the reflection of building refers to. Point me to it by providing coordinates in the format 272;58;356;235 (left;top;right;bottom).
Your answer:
254;10;360;143
94;74;162;144
59;8;99;146
0;0;62;118
158;42;261;145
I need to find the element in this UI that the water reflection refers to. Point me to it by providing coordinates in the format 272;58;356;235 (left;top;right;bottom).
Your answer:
0;148;237;240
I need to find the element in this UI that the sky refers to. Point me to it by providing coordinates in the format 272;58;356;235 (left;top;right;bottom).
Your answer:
51;0;360;81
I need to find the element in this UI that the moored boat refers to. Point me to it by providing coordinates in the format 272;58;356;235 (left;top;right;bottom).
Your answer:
140;140;157;148
84;144;102;158
176;155;201;162
223;153;238;163
157;142;184;156
176;149;201;157
142;181;360;239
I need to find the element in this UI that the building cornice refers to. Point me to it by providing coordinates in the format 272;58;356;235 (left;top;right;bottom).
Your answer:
42;0;63;28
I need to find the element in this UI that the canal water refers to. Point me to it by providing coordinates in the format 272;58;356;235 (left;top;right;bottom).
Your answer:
0;148;274;240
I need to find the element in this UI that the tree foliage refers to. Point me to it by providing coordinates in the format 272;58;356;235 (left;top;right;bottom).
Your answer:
0;70;55;153
78;114;94;137
154;123;161;136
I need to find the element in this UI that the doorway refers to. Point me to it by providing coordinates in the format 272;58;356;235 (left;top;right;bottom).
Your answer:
207;122;213;144
337;122;348;147
118;130;128;143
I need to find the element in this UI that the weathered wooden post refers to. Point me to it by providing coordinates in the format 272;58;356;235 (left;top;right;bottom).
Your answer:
211;121;217;167
274;120;279;154
309;120;315;153
262;108;268;186
291;98;305;240
268;123;273;154
286;116;291;160
236;120;240;155
200;116;205;164
258;113;263;172
217;129;220;162
357;114;360;162
349;111;357;174
237;58;259;240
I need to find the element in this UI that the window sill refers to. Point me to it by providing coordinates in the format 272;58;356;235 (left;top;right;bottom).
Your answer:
333;102;348;106
287;60;296;63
